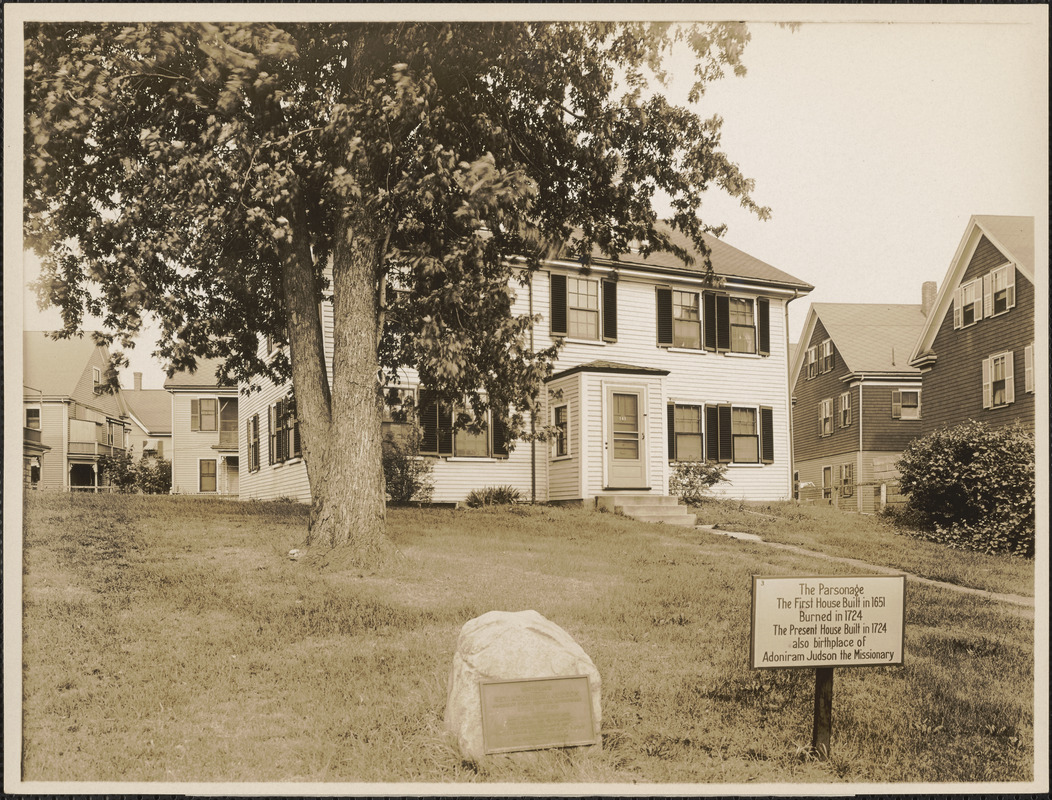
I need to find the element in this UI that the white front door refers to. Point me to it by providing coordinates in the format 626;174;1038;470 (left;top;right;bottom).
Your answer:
606;386;647;488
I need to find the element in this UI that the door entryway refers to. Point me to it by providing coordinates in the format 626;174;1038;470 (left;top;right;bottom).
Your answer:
605;386;647;488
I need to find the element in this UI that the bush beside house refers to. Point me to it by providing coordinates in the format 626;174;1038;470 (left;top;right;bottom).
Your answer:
896;421;1035;557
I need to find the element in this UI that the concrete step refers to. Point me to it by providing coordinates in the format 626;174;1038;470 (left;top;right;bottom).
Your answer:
629;510;698;527
596;494;681;512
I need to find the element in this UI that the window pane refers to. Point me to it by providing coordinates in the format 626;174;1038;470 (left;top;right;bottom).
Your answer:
733;435;758;463
731;326;756;353
676;434;702;461
675;406;701;433
673;319;701;349
568;309;599;339
732;408;756;435
454;428;489;457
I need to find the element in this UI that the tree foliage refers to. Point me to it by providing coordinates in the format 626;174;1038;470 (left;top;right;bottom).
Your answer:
25;21;769;558
896;421;1035;557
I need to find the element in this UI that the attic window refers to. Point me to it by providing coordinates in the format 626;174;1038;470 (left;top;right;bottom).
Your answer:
92;367;103;392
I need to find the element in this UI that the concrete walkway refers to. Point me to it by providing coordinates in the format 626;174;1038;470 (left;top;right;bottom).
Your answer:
697;524;1035;612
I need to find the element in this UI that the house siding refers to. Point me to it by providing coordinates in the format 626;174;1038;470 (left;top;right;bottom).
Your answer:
858;382;925;451
920;235;1035;434
239;262;801;504
792;319;854;464
170;391;239;495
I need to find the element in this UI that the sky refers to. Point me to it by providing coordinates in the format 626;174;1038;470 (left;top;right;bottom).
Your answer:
11;4;1048;390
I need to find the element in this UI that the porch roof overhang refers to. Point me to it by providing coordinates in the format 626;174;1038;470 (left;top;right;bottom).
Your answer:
546;360;670;382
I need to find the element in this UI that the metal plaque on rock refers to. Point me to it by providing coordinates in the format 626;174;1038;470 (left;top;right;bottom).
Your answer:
479;675;597;754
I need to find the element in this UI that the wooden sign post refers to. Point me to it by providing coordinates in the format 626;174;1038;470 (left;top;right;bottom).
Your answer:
751;575;906;759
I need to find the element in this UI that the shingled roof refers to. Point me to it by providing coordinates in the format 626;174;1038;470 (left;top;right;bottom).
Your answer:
163;357;236;390
123;389;172;435
810;303;928;375
557;224;813;291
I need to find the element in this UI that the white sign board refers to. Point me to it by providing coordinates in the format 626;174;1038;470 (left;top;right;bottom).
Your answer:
751;575;905;669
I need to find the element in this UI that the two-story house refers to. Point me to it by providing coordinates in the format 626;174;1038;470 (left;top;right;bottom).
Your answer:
164;358;239;495
239;228;813;507
790;299;929;512
909;215;1036;433
122;371;173;461
22;332;130;491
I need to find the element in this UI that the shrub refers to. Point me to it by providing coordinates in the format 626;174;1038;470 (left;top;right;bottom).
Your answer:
896;421;1034;557
381;427;434;504
136;456;172;494
99;450;138;493
669;460;729;505
465;485;522;508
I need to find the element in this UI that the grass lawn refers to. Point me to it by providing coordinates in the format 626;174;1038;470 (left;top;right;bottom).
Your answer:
20;493;1035;786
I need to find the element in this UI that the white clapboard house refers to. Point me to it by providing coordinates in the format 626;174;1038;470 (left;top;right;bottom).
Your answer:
238;228;812;508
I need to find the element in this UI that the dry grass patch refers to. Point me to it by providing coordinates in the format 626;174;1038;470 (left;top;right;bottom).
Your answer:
20;493;1035;785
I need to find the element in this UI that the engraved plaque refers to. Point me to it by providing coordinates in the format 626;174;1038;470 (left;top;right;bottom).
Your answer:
479;675;597;754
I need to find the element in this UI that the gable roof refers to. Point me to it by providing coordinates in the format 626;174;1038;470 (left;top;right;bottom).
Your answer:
556;225;813;291
163;357;236;390
791;303;927;385
123;389;172;435
909;215;1035;364
23;331;100;398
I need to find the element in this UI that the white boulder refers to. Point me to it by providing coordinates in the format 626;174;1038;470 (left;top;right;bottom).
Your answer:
443;609;601;763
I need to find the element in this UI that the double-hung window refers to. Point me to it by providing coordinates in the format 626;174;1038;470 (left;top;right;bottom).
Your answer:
26;408;41;430
552;405;569;458
820;339;835;373
200;459;217;493
806;346;818;379
420;398;509;458
673;291;702;349
819;398;833;437
382;387;417;446
191;398;218;432
984;264;1016;317
982;352;1014;409
705;405;774;464
567;276;600;340
728;298;756;354
838;391;852;428
954;278;983;328
268;395;301;464
891;388;921;419
666;404;703;461
550;273;616;342
841;463;855;497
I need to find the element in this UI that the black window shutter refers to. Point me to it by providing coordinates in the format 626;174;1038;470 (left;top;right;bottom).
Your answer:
716;294;731;351
420;402;439;453
550;273;567;336
703;292;718;351
667;404;677;460
656;287;673;347
438;404;454;456
492;411;509;458
267;405;275;465
760;406;775;463
602;280;618;342
757;298;771;356
705;405;720;461
718;405;732;462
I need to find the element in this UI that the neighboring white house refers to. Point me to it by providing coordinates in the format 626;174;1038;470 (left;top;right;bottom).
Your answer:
121;371;173;461
239;228;812;505
164;358;240;496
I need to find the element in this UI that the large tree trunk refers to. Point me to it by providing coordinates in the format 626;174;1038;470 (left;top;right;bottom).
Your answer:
281;189;333;499
302;215;397;567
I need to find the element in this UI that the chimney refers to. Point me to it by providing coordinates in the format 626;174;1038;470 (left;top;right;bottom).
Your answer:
921;281;937;317
133;372;143;391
